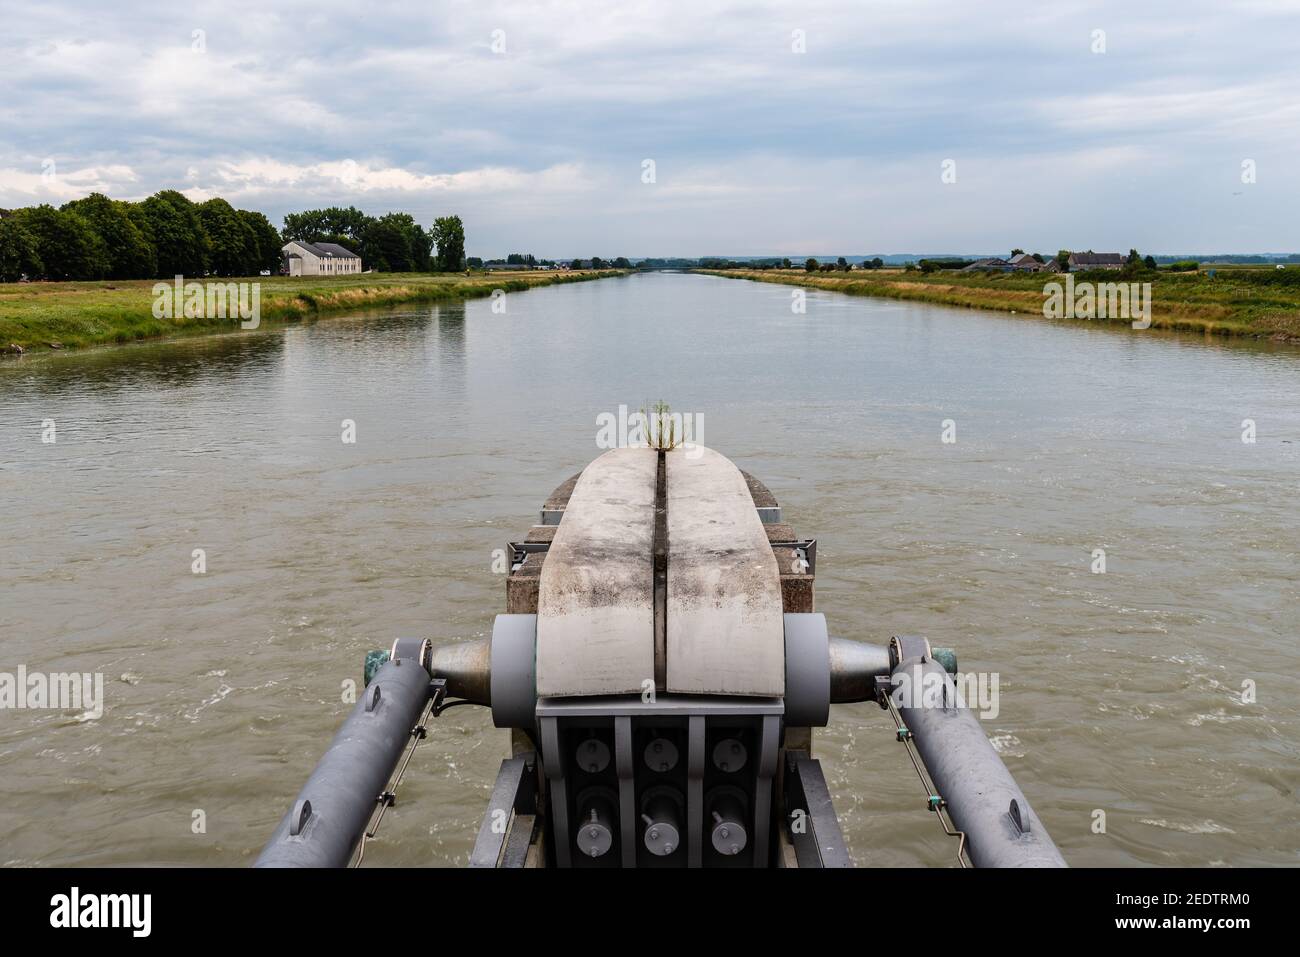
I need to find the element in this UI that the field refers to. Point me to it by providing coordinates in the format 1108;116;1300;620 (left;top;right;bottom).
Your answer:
0;270;623;353
701;268;1300;341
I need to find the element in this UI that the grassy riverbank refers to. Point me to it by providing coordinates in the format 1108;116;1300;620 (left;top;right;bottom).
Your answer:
0;269;624;353
699;268;1300;341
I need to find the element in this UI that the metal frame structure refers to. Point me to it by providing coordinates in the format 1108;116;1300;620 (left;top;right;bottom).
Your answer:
256;447;1067;870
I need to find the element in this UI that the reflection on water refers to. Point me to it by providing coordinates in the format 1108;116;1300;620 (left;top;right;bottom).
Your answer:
1;273;1297;866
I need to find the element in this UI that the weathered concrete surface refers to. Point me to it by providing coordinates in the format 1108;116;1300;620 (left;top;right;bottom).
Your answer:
545;473;582;511
739;470;779;509
665;446;786;695
536;448;657;695
763;522;796;542
774;547;815;613
506;552;542;613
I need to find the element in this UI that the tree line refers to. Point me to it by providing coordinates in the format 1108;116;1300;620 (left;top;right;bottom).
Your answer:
694;257;884;271
0;191;281;283
569;257;631;269
0;192;467;282
281;206;464;273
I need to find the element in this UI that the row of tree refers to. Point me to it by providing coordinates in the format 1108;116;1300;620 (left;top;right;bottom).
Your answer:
280;206;464;273
797;257;885;271
693;257;887;271
0;193;469;283
467;253;563;268
570;257;631;269
0;191;283;283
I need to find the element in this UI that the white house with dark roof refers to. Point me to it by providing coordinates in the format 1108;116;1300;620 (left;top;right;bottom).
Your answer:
281;240;363;276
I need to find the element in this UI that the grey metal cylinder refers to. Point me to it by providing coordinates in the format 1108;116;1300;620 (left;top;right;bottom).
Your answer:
428;638;491;705
712;738;747;773
641;791;682;856
643;737;679;773
575;793;616;858
255;655;432;867
829;637;891;703
829;637;958;703
576;737;611;774
490;614;537;729
890;655;1066;868
783;613;830;726
709;791;748;856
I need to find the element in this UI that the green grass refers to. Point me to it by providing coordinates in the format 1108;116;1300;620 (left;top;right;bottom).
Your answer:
699;268;1300;341
0;270;625;353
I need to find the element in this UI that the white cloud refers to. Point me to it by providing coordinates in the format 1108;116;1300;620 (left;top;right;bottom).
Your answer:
204;157;589;197
0;163;140;203
0;0;1298;251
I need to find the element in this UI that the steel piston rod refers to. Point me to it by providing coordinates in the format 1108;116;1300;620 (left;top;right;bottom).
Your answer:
256;653;434;868
890;653;1066;867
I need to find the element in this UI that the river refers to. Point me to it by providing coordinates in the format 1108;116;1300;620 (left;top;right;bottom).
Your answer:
1;271;1296;866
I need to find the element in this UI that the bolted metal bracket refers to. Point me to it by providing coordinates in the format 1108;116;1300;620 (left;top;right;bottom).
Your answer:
872;674;893;709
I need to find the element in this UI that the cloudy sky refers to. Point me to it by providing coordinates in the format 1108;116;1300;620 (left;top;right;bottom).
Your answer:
1;0;1297;257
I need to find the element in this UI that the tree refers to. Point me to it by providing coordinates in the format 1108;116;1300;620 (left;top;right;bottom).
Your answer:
62;193;155;279
837;256;848;271
1143;255;1157;271
198;198;259;276
805;258;818;272
1011;248;1024;256
1056;249;1071;271
590;256;606;269
238;209;284;274
358;217;403;272
0;216;43;282
13;205;110;280
409;222;434;271
781;258;791;269
613;256;630;268
870;257;884;269
570;259;584;270
137;190;209;277
1031;252;1044;263
1121;248;1145;277
282;206;371;245
430;215;466;272
281;209;330;243
361;212;425;272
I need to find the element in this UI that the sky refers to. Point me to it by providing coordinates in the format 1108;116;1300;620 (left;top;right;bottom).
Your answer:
1;0;1298;258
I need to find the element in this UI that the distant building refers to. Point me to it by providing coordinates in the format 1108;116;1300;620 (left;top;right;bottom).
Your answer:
1009;253;1048;271
282;241;362;277
1067;252;1125;271
962;257;1014;272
